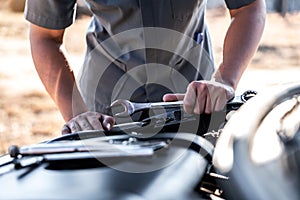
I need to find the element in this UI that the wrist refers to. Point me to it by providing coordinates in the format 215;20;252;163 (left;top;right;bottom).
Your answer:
212;65;240;90
58;98;88;122
209;77;236;101
211;76;236;90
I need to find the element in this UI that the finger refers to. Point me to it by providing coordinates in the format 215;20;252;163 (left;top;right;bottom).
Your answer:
184;82;198;114
101;115;115;131
61;124;71;135
86;114;103;130
69;120;81;133
224;85;235;101
214;96;227;112
204;92;212;114
163;93;185;102
194;86;207;114
192;92;201;114
76;116;93;131
211;86;229;111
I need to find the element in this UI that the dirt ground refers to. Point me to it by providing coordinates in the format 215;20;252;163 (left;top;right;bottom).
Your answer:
0;5;299;154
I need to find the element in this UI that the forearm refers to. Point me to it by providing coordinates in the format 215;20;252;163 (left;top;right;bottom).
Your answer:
214;0;266;89
30;26;87;121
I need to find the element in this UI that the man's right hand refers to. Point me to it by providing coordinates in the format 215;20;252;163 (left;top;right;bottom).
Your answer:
61;111;115;134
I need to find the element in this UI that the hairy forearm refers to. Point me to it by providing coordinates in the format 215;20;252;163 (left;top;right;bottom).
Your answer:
30;28;87;121
214;0;266;89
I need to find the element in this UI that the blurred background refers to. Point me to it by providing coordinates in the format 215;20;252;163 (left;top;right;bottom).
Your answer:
0;0;299;154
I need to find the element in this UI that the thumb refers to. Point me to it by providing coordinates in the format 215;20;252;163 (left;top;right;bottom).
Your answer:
102;115;115;130
163;93;185;102
61;124;71;135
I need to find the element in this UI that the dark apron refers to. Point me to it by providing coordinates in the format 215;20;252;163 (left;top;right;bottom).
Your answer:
78;0;215;115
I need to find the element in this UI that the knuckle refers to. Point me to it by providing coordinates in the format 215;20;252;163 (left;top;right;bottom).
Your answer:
87;111;96;116
184;104;193;114
193;107;200;114
81;122;90;129
90;118;101;126
61;124;71;134
77;114;85;120
70;121;78;130
189;81;200;89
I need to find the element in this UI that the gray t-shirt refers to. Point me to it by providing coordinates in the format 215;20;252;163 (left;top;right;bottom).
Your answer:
25;0;256;114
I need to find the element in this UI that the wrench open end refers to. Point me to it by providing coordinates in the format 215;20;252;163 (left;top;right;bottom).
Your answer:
110;99;134;117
